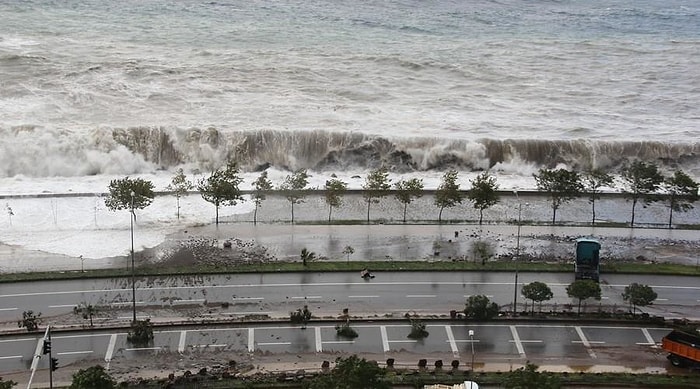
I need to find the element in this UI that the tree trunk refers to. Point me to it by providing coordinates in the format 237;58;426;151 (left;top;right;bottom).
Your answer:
176;195;181;220
591;199;596;225
479;209;483;225
254;204;258;225
328;205;332;222
403;204;407;223
630;197;637;227
577;299;582;315
291;202;295;224
668;197;674;229
215;205;219;225
366;200;371;224
551;208;557;225
438;206;444;223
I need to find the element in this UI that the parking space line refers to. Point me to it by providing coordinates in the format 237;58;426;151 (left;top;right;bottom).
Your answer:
125;347;161;351
193;344;227;348
445;326;459;357
0;308;17;311
178;330;187;353
641;328;658;347
390;340;418;343
655;298;668;301
509;326;526;358
574;326;597;359
323;341;355;344
111;301;145;307
105;334;117;367
291;296;322;299
0;355;21;360
257;342;291;346
248;328;254;352
57;351;93;355
380;326;390;352
315;327;322;353
232;297;264;301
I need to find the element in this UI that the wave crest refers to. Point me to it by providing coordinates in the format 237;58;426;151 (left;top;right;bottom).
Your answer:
0;126;698;177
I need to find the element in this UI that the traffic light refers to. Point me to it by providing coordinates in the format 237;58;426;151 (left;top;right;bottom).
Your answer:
50;357;59;371
42;340;51;355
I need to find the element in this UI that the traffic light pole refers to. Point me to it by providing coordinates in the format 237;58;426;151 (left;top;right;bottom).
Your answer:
26;326;50;389
47;328;53;389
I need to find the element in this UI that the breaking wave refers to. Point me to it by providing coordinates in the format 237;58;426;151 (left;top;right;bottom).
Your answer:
1;126;698;177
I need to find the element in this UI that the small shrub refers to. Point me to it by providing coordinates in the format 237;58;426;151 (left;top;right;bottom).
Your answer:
290;305;312;329
17;310;41;332
335;322;358;339
127;319;154;347
407;319;429;339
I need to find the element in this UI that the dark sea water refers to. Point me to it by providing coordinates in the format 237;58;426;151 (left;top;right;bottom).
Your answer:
1;0;699;181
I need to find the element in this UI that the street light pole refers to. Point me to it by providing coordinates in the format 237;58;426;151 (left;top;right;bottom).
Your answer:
130;191;136;323
469;329;475;371
513;191;522;316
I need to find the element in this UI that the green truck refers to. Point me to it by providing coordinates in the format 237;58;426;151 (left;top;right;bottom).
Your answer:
575;238;601;282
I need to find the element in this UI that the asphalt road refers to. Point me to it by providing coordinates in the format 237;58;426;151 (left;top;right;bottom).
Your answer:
1;272;699;324
0;321;673;375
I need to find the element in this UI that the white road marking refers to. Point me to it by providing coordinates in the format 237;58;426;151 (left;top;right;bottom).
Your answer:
257;342;291;346
172;299;206;304
509;326;526;358
178;330;187;353
291;296;322;299
57;351;93;355
104;334;117;366
0;355;21;360
0;308;17;311
574;326;597;359
315;327;322;353
406;295;436;298
0;338;35;343
380;326;390;352
48;304;77;308
655;298;668;301
322;340;355;344
641;328;658;347
248;328;254;352
445;326;459;358
454;339;481;343
389;340;418;343
232;297;264;301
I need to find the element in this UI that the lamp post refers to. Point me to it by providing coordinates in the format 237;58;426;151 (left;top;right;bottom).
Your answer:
469;329;475;371
130;191;136;323
513;191;522;316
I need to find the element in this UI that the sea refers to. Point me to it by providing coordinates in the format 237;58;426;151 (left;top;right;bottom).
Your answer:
1;0;699;193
